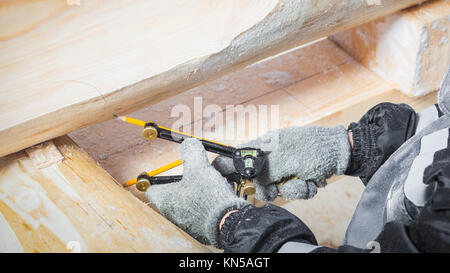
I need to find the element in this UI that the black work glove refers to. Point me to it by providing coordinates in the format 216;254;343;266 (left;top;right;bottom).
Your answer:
346;103;417;184
408;148;450;252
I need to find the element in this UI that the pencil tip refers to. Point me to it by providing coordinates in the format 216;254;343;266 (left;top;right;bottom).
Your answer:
115;115;126;121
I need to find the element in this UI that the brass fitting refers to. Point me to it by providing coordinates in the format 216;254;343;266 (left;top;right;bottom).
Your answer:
136;172;151;192
142;126;158;140
239;179;256;197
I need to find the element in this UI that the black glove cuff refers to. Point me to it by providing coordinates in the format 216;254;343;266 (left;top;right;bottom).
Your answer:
345;122;380;184
219;204;318;252
218;204;254;249
345;103;417;185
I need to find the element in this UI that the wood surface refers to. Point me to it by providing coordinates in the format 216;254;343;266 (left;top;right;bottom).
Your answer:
0;137;209;252
70;37;437;207
70;37;437;247
331;0;450;97
0;0;425;157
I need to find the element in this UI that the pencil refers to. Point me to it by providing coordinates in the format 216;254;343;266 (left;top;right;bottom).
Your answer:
116;115;229;147
124;159;183;187
116;116;232;187
115;115;147;127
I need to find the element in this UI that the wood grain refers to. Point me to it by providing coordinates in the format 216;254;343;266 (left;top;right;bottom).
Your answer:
71;38;436;248
0;0;425;157
73;38;436;202
331;0;450;97
0;137;209;252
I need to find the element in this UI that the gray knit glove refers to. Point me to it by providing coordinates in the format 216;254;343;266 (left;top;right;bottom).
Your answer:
146;138;249;247
212;126;351;201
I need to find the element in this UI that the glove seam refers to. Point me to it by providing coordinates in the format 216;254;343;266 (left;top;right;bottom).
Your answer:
206;199;249;248
345;122;380;183
218;204;254;249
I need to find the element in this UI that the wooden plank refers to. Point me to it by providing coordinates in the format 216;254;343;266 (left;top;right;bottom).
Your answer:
69;38;352;184
331;0;450;97
0;0;426;157
71;38;435;194
0;138;209;252
70;38;437;248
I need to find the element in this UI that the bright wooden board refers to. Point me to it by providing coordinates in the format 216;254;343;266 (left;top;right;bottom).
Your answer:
0;0;425;157
331;0;450;97
70;38;436;199
70;38;437;247
0;137;209;252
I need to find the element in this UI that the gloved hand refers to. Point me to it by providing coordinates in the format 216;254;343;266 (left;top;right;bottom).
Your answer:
212;126;351;201
146;138;249;247
408;148;450;252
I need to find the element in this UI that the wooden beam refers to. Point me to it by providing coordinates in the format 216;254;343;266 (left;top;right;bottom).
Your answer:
72;38;436;196
69;38;355;186
331;0;450;97
0;0;426;157
0;137;209;252
70;37;437;248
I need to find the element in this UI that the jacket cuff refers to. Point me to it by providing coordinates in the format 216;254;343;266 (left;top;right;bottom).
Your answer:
375;222;419;253
206;199;249;248
218;204;254;249
219;204;317;253
345;122;380;185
